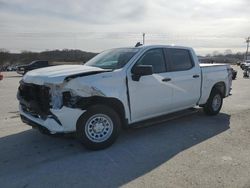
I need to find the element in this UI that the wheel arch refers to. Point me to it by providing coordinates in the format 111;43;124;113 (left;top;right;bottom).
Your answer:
199;81;226;107
76;96;128;129
203;82;224;115
211;81;226;98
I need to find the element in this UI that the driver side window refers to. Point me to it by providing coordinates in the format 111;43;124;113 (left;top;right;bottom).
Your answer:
136;49;166;73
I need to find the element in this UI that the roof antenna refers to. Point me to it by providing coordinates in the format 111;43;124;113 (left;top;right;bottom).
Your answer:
135;33;145;47
135;42;142;47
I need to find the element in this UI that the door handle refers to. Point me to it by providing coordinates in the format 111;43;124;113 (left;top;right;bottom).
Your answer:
162;78;171;82
193;74;200;78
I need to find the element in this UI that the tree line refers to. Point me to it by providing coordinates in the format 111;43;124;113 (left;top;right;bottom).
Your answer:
200;50;245;64
0;48;246;69
0;49;97;67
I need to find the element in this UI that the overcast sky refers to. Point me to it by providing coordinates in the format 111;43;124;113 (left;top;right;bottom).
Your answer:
0;0;249;55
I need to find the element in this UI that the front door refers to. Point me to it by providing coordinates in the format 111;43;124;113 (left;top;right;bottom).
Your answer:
127;48;174;123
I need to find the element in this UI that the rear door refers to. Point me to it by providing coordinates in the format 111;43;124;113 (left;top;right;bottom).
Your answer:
164;48;201;109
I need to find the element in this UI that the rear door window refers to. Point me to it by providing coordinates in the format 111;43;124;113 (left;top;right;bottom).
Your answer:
166;49;194;72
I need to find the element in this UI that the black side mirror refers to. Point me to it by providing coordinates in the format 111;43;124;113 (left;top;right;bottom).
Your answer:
131;65;153;81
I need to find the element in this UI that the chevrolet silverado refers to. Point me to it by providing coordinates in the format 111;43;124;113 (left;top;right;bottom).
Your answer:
17;45;232;150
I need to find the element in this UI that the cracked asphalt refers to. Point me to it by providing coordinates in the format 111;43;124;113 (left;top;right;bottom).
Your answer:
0;66;250;188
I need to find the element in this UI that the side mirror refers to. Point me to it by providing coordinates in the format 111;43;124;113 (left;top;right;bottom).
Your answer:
131;65;153;81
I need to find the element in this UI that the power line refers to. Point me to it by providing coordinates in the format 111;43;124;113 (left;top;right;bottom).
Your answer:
0;31;246;39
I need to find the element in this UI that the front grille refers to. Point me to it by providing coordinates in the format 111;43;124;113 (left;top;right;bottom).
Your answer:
18;81;51;117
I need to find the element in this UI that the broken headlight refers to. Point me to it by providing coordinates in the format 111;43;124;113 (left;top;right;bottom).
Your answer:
62;91;80;108
50;85;63;109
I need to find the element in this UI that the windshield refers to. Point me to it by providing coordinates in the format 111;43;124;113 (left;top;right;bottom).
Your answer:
85;48;139;70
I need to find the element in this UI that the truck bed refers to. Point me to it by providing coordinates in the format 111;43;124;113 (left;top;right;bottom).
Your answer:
199;63;231;105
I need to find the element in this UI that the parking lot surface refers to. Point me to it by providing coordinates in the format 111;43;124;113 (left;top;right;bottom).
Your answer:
0;66;250;188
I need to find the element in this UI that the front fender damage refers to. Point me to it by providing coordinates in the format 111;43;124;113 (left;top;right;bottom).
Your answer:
47;79;106;111
19;71;110;133
23;81;106;133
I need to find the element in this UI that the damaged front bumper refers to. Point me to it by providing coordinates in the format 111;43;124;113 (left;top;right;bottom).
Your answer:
19;105;84;133
18;81;85;133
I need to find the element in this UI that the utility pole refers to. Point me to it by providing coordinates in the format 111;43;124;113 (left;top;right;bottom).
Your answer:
246;37;250;60
142;33;145;45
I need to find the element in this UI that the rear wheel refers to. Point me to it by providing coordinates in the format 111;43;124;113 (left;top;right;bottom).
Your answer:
76;105;121;150
203;88;223;116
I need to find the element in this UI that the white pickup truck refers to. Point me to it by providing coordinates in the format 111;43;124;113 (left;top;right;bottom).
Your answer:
18;45;232;150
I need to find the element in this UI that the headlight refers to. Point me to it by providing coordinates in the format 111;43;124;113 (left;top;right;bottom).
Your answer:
50;85;63;109
62;91;80;108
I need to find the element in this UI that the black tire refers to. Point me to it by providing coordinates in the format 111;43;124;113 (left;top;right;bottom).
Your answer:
76;105;121;150
203;88;223;116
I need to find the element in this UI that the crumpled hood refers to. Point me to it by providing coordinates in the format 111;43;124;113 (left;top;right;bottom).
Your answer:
22;65;108;85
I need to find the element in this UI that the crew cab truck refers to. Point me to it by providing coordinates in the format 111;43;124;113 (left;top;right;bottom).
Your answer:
17;60;50;75
17;45;232;150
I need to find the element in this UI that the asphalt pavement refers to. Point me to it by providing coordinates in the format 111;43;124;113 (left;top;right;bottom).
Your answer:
0;66;250;188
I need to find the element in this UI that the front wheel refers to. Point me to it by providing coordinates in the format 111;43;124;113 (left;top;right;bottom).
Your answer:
203;88;223;116
76;105;121;150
